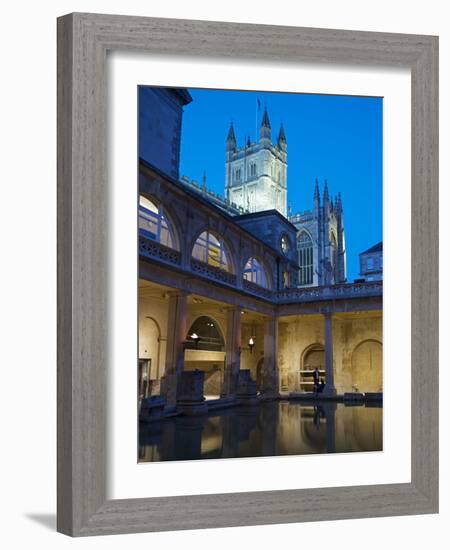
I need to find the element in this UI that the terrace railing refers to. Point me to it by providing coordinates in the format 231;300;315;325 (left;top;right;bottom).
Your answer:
139;235;382;305
243;279;274;300
190;258;237;287
277;281;382;303
139;236;182;267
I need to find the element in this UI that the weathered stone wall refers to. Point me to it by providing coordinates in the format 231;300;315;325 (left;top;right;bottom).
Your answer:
139;87;191;180
278;315;324;392
140;285;382;396
278;313;382;393
334;315;383;392
139;293;169;380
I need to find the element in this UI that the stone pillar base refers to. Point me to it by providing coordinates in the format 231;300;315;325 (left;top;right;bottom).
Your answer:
260;392;279;401
177;400;208;416
322;385;337;398
139;395;166;423
261;371;279;400
236;370;258;406
176;371;207;416
160;373;178;412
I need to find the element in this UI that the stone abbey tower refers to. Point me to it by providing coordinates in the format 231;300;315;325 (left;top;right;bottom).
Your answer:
290;179;347;287
225;108;287;216
224;107;347;287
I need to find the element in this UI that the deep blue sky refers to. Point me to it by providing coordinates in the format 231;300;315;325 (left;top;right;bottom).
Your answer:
179;88;382;282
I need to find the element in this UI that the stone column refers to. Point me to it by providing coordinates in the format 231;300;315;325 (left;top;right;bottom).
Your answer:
160;291;188;412
262;316;279;398
323;312;337;396
221;306;241;397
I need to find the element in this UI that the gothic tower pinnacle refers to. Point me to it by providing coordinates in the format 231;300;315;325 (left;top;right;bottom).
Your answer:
277;123;287;151
226;122;236;151
313;177;320;215
323;179;330;213
259;107;271;140
225;108;287;217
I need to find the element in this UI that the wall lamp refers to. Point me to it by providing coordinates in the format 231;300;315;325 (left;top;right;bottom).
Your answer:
248;336;255;354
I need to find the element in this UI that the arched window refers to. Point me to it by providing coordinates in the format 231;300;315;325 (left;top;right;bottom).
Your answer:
192;231;231;272
139;195;177;249
298;231;314;285
243;257;269;288
186;316;225;351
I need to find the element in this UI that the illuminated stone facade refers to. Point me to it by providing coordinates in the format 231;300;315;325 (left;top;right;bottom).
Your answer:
138;87;382;416
138;159;382;411
225;109;287;216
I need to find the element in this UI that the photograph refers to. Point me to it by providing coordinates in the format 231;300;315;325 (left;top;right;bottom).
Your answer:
1;0;441;543
137;86;383;462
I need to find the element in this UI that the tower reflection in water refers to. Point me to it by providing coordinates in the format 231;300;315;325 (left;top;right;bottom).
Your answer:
138;401;382;462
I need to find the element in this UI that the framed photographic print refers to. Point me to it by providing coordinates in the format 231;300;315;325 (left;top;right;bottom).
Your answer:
57;13;438;536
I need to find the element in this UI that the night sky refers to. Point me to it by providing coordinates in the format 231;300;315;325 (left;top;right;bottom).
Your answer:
179;88;382;282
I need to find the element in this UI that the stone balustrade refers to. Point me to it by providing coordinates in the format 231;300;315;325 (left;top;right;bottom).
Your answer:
243;279;274;300
139;236;182;267
190;258;237;286
139;234;382;305
277;281;382;303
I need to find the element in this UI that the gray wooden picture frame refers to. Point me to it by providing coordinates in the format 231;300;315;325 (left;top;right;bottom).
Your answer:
57;12;439;537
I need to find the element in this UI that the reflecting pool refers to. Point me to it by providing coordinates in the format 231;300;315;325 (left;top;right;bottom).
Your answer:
138;400;382;462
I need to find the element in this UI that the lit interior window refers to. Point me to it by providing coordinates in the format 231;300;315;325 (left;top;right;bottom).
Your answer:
192;231;230;272
243;257;269;288
138;195;176;249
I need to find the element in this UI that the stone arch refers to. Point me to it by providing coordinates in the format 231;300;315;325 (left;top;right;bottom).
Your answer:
139;315;162;386
139;192;181;251
190;227;236;274
300;343;325;390
298;227;314;243
242;255;272;289
187;315;225;351
351;339;383;392
301;343;325;370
